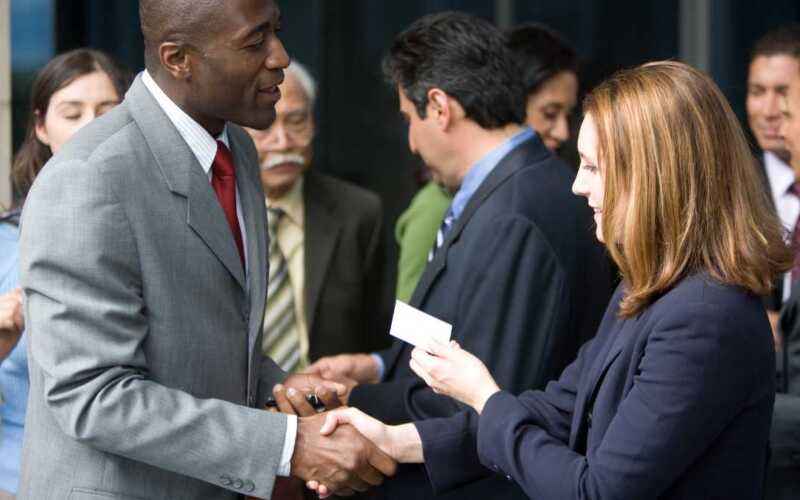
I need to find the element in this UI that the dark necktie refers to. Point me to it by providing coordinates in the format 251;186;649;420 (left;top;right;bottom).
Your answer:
428;207;455;262
212;141;245;267
789;182;800;283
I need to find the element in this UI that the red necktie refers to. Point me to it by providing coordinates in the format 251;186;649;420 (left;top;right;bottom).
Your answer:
212;141;245;267
790;182;800;283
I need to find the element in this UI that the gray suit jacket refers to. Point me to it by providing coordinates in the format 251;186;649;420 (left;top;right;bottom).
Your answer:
17;76;288;500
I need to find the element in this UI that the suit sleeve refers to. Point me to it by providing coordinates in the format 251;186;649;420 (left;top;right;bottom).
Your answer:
351;215;569;423
20;159;288;500
416;336;591;493
476;302;771;499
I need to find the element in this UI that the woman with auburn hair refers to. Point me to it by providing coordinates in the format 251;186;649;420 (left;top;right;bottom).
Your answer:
311;61;791;499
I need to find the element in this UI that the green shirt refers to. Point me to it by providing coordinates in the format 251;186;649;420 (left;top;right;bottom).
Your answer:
394;182;453;302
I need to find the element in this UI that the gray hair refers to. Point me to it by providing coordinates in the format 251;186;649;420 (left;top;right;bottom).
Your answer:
286;60;317;109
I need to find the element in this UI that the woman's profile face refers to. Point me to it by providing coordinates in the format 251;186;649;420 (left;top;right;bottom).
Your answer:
525;70;578;151
35;70;120;154
572;114;605;242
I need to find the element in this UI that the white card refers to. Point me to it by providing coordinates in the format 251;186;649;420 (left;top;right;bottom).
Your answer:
389;300;452;348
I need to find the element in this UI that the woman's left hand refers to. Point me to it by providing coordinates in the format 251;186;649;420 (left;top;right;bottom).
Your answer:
410;340;500;413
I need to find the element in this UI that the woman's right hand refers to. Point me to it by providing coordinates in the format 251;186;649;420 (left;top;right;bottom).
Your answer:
310;408;423;497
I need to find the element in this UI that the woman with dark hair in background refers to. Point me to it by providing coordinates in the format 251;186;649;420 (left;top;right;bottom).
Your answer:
507;22;579;152
0;48;129;499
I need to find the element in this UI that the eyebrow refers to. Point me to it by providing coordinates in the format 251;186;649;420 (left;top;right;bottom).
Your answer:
56;100;119;107
238;9;281;42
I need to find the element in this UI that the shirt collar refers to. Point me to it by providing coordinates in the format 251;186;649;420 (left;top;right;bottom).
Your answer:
764;150;795;197
449;126;535;220
267;177;305;229
141;70;229;175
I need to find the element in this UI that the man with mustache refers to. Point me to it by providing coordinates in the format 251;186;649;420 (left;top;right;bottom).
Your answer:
244;61;393;375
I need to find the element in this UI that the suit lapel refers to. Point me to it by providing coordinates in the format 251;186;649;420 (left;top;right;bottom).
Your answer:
303;172;342;338
229;128;268;353
569;315;635;448
127;76;246;289
409;135;550;308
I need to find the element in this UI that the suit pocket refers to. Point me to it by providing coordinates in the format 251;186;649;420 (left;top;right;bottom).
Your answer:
69;488;147;500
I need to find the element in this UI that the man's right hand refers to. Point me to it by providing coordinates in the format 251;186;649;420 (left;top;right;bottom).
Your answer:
304;353;380;384
291;412;397;496
0;288;24;361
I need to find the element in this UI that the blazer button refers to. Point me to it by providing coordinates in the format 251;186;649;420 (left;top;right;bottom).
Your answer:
233;478;244;489
587;411;593;427
245;480;256;492
505;474;513;482
219;475;233;486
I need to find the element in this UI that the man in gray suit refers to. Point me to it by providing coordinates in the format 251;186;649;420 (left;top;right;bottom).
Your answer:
16;1;395;499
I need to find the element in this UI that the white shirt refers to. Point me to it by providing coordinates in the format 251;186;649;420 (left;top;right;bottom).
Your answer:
141;70;296;476
764;150;799;302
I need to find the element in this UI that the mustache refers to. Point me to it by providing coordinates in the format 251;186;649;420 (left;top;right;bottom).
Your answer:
262;153;307;170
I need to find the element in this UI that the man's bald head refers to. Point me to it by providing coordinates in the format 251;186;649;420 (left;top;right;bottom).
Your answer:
139;0;224;73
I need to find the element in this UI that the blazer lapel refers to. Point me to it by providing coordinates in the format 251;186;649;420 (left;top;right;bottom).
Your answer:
127;76;246;289
303;172;342;337
229;129;268;353
569;316;635;448
409;135;550;308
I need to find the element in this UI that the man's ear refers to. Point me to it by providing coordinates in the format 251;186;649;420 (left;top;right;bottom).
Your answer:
158;42;193;81
427;88;458;131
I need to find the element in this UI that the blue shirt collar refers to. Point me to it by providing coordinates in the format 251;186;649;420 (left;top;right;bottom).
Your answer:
448;127;536;220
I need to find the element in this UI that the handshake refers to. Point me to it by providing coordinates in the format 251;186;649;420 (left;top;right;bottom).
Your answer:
266;343;489;498
264;354;398;499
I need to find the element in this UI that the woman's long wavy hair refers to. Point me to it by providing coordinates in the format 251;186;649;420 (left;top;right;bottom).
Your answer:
584;61;792;317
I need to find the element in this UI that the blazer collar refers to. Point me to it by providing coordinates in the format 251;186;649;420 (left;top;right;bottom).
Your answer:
126;76;247;289
409;134;550;307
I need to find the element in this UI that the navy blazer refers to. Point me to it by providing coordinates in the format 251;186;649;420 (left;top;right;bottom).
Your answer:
417;274;775;499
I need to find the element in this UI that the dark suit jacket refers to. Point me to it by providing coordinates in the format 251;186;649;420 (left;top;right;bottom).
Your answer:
302;170;392;360
418;274;776;500
766;280;800;500
349;134;613;499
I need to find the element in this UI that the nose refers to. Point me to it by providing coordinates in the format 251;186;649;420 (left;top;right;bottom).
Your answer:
572;168;589;198
765;92;782;118
552;115;570;146
266;122;294;151
266;33;290;70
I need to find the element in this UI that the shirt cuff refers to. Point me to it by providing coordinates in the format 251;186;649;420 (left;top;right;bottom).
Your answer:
371;353;385;382
277;414;297;477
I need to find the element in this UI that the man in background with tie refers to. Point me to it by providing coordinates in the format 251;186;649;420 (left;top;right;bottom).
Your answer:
768;46;800;500
746;25;800;337
299;12;613;499
15;1;395;499
243;61;392;375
